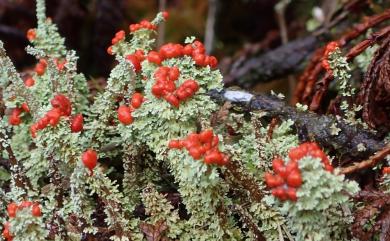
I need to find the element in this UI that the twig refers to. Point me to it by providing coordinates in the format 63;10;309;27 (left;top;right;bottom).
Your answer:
340;144;390;174
205;0;218;54
157;0;166;48
275;0;296;100
296;8;390;108
309;25;390;111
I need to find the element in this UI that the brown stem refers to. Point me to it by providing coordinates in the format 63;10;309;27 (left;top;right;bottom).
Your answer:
340;144;390;174
309;25;390;111
297;8;390;108
225;160;263;202
0;131;33;192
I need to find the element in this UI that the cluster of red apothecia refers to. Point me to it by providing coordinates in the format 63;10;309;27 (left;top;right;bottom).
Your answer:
2;201;42;240
383;167;390;175
264;142;333;202
129;20;157;32
8;103;30;126
54;58;67;72
82;149;98;175
289;142;334;172
117;92;145;125
321;41;339;72
147;41;218;68
26;29;36;42
107;12;168;55
34;59;47;76
125;50;145;73
24;76;35;87
151;66;199;108
30;94;83;138
24;58;66;88
107;30;126;55
168;130;229;165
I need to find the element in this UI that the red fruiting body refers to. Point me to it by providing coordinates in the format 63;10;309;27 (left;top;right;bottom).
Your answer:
112;30;125;45
169;67;180;80
168;140;182;149
117;105;133;125
183;44;193;55
54;59;67;71
285;160;299;174
159;43;181;59
51;94;72;116
168;130;228;166
208;56;218;68
147;51;162;65
8;108;22;126
204;150;224;164
27;28;36;41
82;149;98;174
2;222;12;240
70;114;83;133
7;203;18;218
24;77;35;87
46;108;61;126
272;158;284;172
8;115;21;126
126;55;141;72
126;53;143;73
129;19;156;32
164;94;180;108
162;11;169;20
322;41;339;72
21;103;30;112
189;148;202;160
19;201;33;209
264;173;284;188
131;92;144;109
30;125;37;138
324;164;334;172
321;59;331;71
183;80;199;92
193;54;205;66
107;46;113;55
134;50;145;61
199;130;213;143
272;187;287;201
286;188;298;201
382;167;390;175
35;59;47;76
289;142;333;172
151;66;200;107
31;204;41;217
30;94;72;137
324;41;339;56
286;171;302;188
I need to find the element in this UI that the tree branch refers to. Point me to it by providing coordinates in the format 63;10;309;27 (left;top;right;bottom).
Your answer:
340;144;390;174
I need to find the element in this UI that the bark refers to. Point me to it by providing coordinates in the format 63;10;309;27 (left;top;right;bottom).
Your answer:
209;89;385;159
